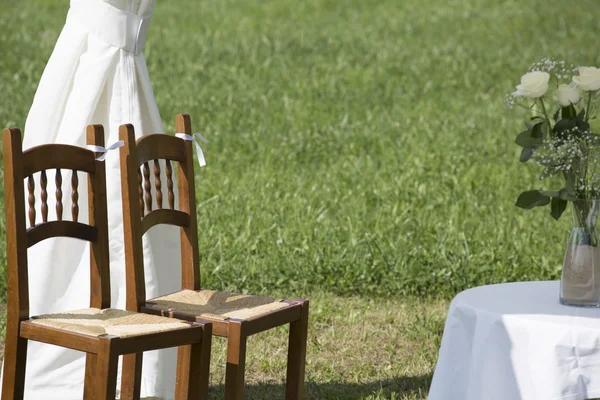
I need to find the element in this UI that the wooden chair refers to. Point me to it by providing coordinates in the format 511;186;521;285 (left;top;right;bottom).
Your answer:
118;115;309;400
1;126;212;400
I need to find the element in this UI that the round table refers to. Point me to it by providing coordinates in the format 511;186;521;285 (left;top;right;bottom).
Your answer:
429;281;600;400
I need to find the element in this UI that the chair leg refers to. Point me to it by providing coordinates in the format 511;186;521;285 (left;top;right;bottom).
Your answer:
1;322;27;400
95;337;119;400
120;353;143;400
224;321;247;400
175;323;212;400
83;353;97;400
285;301;309;400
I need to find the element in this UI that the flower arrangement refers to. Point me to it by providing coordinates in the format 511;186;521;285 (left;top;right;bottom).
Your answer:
508;59;600;306
508;60;600;225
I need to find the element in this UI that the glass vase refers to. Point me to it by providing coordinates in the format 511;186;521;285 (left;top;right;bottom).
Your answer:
560;199;600;307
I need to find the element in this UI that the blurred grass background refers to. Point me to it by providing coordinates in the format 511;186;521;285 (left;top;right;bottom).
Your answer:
0;0;599;398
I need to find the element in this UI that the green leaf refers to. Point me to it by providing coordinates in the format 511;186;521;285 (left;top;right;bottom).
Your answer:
553;109;560;121
532;121;546;138
553;118;576;134
558;188;577;201
551;197;568;220
577;118;590;132
540;188;577;201
538;187;577;201
515;122;545;148
539;190;560;198
515;190;551;209
515;131;543;147
519;147;535;162
524;121;534;131
561;105;577;120
578;108;586;121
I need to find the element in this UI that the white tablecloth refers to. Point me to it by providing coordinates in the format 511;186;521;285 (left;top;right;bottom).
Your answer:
429;281;600;400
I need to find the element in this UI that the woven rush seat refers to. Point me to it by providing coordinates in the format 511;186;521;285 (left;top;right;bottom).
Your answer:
147;290;290;321
29;308;192;338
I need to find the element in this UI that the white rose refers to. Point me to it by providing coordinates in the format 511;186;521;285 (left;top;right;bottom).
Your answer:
555;84;581;107
513;71;550;99
572;67;600;91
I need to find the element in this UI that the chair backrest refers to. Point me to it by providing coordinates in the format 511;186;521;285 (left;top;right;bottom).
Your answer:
119;114;200;311
2;125;111;322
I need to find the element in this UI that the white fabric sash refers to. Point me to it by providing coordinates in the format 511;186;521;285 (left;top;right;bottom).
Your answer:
175;133;208;167
67;0;152;55
87;140;125;161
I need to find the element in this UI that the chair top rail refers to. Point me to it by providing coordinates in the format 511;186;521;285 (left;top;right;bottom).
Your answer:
23;144;96;176
135;134;187;166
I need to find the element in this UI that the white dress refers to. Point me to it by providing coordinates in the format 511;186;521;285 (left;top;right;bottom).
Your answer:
18;0;182;398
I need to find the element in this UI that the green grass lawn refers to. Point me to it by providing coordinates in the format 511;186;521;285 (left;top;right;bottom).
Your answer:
204;293;446;400
1;0;600;398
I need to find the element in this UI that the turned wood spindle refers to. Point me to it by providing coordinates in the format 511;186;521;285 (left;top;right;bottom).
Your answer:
56;169;63;221
138;168;145;216
154;159;163;209
143;162;152;212
72;170;79;222
27;175;35;227
165;159;175;209
41;170;48;223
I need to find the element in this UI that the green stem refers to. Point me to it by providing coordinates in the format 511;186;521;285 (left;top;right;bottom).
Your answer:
586;91;593;122
539;97;552;137
573;200;600;247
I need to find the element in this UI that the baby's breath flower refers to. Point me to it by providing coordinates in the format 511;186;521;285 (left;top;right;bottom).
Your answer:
528;58;575;78
504;93;517;108
533;127;600;197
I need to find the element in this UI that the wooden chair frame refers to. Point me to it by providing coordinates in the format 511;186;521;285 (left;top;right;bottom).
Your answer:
1;126;212;400
119;115;309;400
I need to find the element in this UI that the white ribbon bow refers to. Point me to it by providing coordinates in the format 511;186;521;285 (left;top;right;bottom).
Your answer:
175;133;208;167
86;140;125;161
